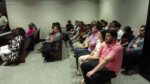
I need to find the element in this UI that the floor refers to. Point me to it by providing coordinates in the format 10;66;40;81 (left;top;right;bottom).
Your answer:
0;42;149;84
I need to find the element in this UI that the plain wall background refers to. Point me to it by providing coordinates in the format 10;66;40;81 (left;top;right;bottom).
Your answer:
6;0;99;38
5;0;149;38
99;0;149;36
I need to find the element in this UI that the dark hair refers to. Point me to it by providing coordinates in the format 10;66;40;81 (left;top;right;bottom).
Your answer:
103;21;108;26
31;23;37;30
100;19;105;23
140;25;146;29
124;26;133;34
16;27;26;38
52;22;61;29
106;30;117;39
92;23;103;31
68;20;71;24
114;22;121;28
55;22;60;26
54;25;61;32
112;20;118;24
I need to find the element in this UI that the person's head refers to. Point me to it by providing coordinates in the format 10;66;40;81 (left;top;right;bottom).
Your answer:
111;20;118;26
91;24;102;33
75;20;79;26
124;26;133;34
139;25;145;37
105;30;117;44
91;20;97;25
101;21;108;27
112;22;121;32
30;22;37;30
79;21;84;28
55;22;60;26
68;20;71;24
15;27;26;38
52;22;60;29
100;19;105;23
53;25;61;33
28;23;33;30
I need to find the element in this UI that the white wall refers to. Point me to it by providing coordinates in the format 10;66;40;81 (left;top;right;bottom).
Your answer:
6;0;99;38
99;0;149;36
5;0;150;38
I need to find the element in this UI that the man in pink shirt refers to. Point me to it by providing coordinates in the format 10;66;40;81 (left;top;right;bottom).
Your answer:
81;30;123;84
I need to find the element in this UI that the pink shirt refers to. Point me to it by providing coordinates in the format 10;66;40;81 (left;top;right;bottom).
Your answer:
99;42;123;75
26;28;36;37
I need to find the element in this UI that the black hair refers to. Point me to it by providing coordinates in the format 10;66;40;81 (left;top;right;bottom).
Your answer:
106;30;118;39
124;26;133;34
91;23;103;31
54;24;61;32
112;20;118;24
16;27;26;38
140;25;146;29
68;20;71;24
115;22;121;28
52;22;61;29
103;21;108;26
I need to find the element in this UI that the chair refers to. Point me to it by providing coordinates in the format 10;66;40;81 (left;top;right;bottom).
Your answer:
51;39;62;60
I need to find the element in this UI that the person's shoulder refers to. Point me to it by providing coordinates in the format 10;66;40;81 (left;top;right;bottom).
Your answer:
101;42;106;47
114;43;123;50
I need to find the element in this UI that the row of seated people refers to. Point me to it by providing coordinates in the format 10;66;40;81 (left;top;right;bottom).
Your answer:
0;23;40;66
64;20;145;84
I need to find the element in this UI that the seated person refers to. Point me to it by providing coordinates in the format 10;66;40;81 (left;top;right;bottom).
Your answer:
41;25;61;62
119;26;134;48
110;22;124;41
122;25;145;75
66;20;74;32
74;24;103;57
0;12;8;33
26;23;36;37
30;22;38;30
73;25;91;49
80;30;123;84
0;27;26;66
77;32;103;75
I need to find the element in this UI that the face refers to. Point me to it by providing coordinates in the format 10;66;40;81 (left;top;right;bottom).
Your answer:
14;29;19;36
53;26;59;33
91;26;97;33
105;33;114;44
139;27;145;36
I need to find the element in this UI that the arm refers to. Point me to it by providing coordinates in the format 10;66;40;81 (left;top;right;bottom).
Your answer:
127;37;137;49
87;53;114;78
121;42;129;47
87;46;121;78
131;41;144;53
3;16;8;29
86;51;99;60
49;33;61;43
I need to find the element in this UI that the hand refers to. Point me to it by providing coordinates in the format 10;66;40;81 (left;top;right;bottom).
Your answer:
126;48;132;52
79;45;84;48
132;44;137;48
81;56;88;62
87;70;95;78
